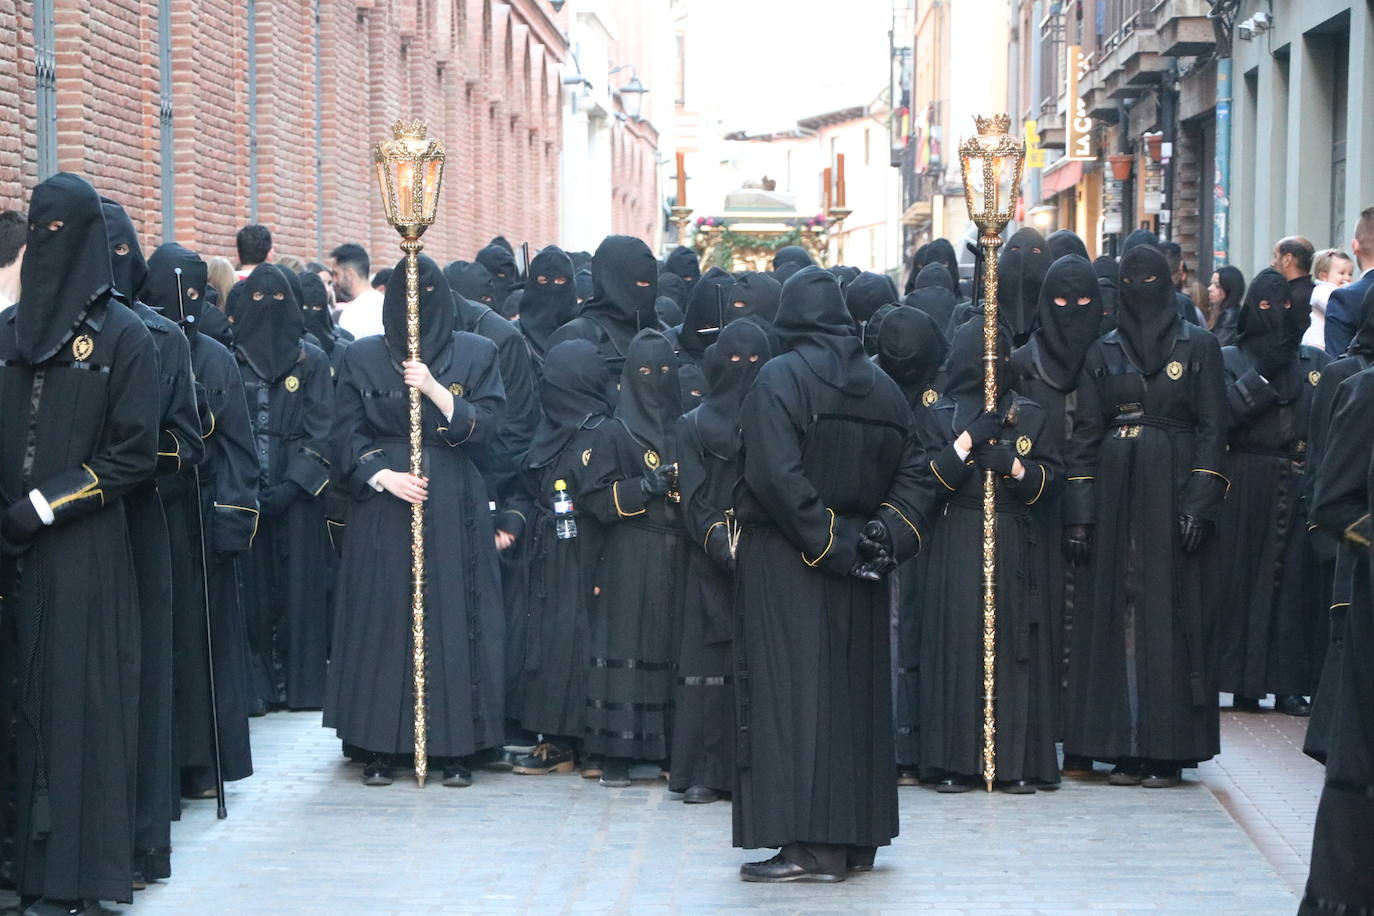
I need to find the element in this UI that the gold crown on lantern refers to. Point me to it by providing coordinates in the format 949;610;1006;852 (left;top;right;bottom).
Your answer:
391;119;430;142
974;114;1012;135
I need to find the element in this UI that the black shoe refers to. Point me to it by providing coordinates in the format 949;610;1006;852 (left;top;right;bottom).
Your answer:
683;785;723;804
512;742;576;775
1061;754;1096;777
739;853;844;884
441;763;473;787
1108;761;1142;786
934;774;977;794
599;760;631;788
362;757;394;787
580;757;603;779
846;848;876;872
22;900;99;916
1232;694;1263;712
1277;695;1312;717
897;766;920;786
999;779;1038;794
1140;764;1182;788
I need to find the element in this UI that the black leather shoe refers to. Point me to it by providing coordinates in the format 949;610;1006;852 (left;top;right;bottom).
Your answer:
999;779;1037;794
442;763;473;787
1108;761;1142;786
22;899;99;916
934;774;977;793
362;757;394;787
1277;695;1312;717
580;758;603;779
1232;694;1263;712
512;742;576;775
846;848;877;872
1141;765;1182;788
897;766;920;786
740;853;844;883
599;760;631;788
683;785;722;804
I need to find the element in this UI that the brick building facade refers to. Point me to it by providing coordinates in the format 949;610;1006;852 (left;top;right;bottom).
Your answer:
1;1;666;266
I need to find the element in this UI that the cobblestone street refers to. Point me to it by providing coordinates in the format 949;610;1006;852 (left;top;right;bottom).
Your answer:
1;700;1313;916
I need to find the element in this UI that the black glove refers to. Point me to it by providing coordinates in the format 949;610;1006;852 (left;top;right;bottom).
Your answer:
1063;524;1093;565
964;411;1004;446
260;482;302;516
976;443;1017;476
1;498;45;546
705;528;736;575
1178;514;1210;553
851;520;897;580
639;466;675;500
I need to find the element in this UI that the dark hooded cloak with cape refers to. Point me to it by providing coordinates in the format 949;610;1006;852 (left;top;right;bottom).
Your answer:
731;265;931;869
301;270;349;373
516;246;578;368
0;172;159;905
1211;268;1329;702
579;329;687;763
233;263;335;711
548;235;659;379
671;266;732;410
142;243;258;798
324;256;508;760
1062;244;1229;770
996;227;1052;345
670;320;771;796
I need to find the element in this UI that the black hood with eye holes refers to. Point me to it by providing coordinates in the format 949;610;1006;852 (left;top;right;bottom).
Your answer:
234;263;304;381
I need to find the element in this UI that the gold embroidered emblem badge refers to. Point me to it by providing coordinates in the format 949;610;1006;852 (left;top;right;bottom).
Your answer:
921;389;938;407
1165;360;1184;380
448;382;464;396
645;450;661;469
72;335;94;361
1016;435;1032;457
284;375;300;392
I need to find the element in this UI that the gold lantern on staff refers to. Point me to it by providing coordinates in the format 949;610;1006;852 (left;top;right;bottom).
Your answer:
374;118;446;787
957;113;1026;792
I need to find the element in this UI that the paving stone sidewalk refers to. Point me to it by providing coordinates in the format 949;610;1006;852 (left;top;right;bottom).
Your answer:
29;707;1296;916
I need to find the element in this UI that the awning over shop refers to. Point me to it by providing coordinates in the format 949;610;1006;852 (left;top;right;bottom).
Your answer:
1041;159;1086;197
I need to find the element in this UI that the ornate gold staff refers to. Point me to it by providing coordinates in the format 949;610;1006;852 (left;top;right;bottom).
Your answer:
957;114;1026;792
374;119;446;787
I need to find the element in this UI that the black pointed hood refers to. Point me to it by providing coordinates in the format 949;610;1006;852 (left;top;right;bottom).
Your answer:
527;338;614;468
771;245;814;281
728;271;782;325
878;305;948;398
903;286;958;339
844;271;898;324
616;328;682;457
694;319;771;459
299;270;338;352
583;235;659;332
476;242;520;303
488;235;515;255
664;245;701;290
383;254;457;365
915;262;958;296
1033;255;1102;390
1115;245;1180;375
1237;267;1303;352
923;238;961;290
15;173;114;365
142;242;207;338
996;227;1052;344
234;264;305;381
1047;229;1089;262
100;197;148;307
678;266;733;361
1121;228;1162;254
1093;255;1120;334
655;297;684;328
444;260;497;306
775;265;874;396
519;245;578;358
657;271;689;309
946;315;1013;429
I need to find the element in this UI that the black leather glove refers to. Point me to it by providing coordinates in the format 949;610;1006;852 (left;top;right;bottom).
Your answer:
851;520;897;580
705;528;736;575
1178;514;1210;553
260;482;302;516
1063;524;1093;565
964;410;1004;446
2;498;45;546
976;443;1017;476
639;465;675;500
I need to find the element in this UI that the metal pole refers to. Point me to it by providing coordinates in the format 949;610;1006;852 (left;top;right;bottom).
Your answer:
980;231;1001;793
402;237;428;787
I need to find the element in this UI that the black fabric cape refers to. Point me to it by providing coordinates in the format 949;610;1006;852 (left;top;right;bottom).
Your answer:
730;266;931;853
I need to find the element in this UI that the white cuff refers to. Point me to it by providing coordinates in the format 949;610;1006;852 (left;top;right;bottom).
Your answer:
367;471;385;492
1012;464;1027;481
29;489;54;525
954;443;970;462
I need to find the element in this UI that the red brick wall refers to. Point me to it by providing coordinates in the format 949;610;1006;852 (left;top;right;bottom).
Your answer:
0;0;568;269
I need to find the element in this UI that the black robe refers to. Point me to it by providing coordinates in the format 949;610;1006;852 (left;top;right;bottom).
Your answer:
1063;323;1229;764
915;391;1063;784
1212;344;1330;698
170;333;259;789
1301;367;1374;914
237;343;334;710
0;297;159;904
731;353;930;852
323;332;508;757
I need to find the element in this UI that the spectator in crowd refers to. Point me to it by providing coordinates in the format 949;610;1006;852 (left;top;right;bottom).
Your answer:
1324;206;1374;356
1272;235;1317;325
0;209;25;309
206;255;237;305
1308;249;1355;350
371;267;393;292
276;254;305;275
235;224;273;279
330;242;384;338
1158;241;1205;325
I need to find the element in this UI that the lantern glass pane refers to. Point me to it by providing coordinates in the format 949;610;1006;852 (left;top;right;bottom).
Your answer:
396;160;415;223
375;161;394;223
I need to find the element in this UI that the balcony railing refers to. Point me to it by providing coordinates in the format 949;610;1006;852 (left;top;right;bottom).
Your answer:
1097;0;1155;55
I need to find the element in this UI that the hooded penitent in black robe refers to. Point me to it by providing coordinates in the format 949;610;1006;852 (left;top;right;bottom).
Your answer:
199;285;236;349
658;272;689;315
1303;283;1374;760
770;245;814;282
905;280;960;341
655;296;684;329
548;235;659;381
578;330;687;768
511;341;612;747
324;256;507;761
1009;255;1104;733
301;270;350;377
1300;368;1374;915
845;271;898;354
1209;265;1245;347
915;320;1063;789
664;245;701;294
1047;229;1089;262
515;246;578;372
1212;269;1330;703
948;228;1051;345
672;266;733;411
102;198;206;883
233;265;334;711
731;266;931;873
0;173;159;906
477;241;521;307
726;271;781;353
143;244;258;794
669;320;771;797
876;306;948;771
1063;246;1229;774
1093;256;1121;336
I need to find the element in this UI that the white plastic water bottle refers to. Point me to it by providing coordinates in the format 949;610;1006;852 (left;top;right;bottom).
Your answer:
553;479;577;540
